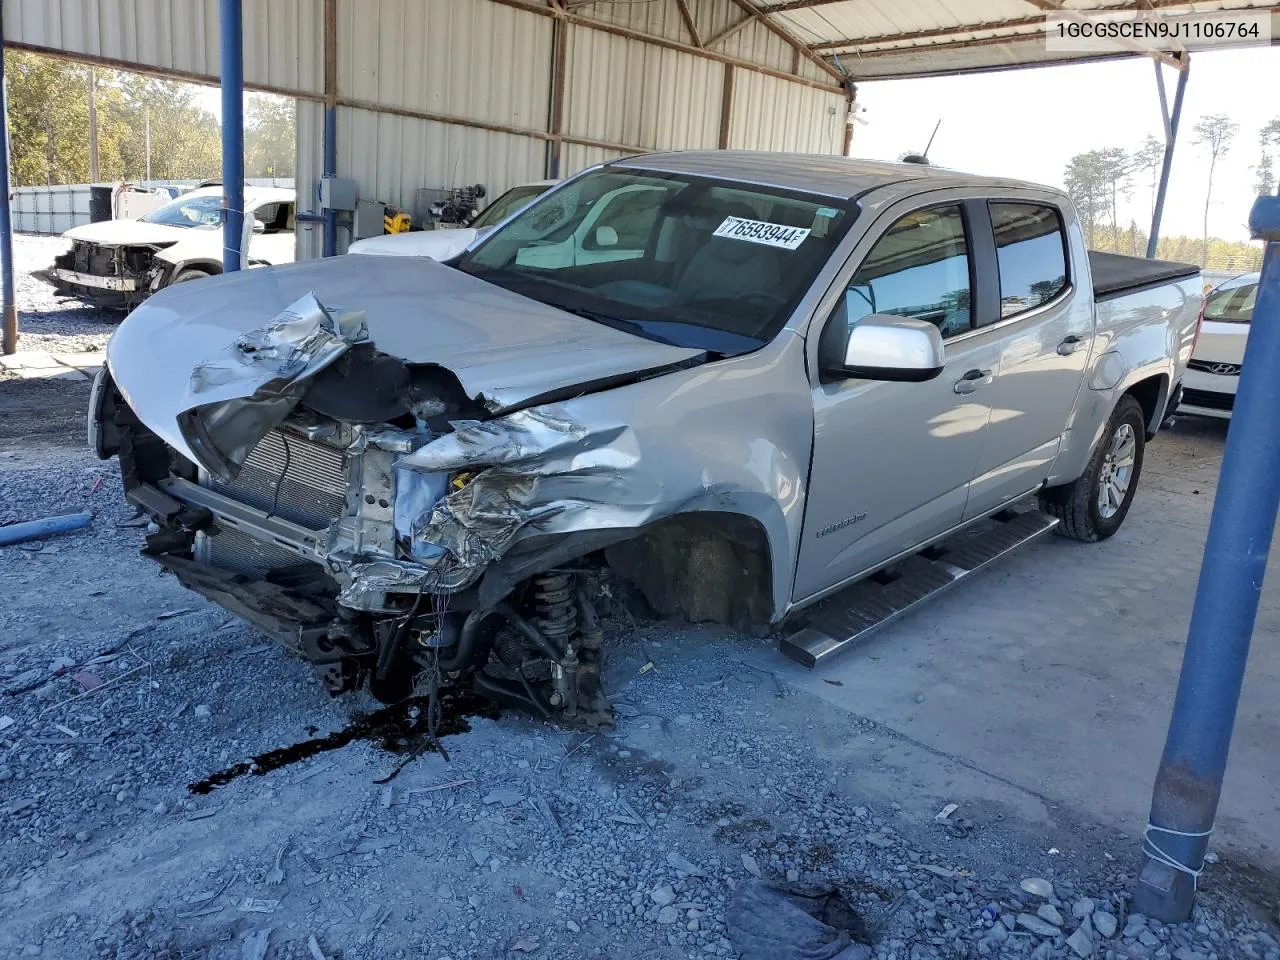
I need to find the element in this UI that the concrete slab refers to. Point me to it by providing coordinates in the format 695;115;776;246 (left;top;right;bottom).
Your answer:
49;351;104;373
741;417;1280;870
0;350;99;381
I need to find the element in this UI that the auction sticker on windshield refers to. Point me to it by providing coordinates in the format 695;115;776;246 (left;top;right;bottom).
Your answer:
713;216;811;250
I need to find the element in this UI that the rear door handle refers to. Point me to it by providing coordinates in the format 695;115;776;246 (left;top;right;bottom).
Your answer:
1058;335;1084;356
953;368;993;394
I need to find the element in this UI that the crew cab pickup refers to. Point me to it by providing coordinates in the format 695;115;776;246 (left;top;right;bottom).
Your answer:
90;152;1201;723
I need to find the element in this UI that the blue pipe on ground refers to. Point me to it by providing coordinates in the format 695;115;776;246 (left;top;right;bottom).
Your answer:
1133;195;1280;920
220;0;245;273
0;513;93;547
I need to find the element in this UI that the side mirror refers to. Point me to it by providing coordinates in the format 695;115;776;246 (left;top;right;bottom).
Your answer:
252;219;266;234
594;225;618;247
825;314;945;383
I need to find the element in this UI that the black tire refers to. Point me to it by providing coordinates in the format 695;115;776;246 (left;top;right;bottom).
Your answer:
1039;394;1147;542
170;268;212;285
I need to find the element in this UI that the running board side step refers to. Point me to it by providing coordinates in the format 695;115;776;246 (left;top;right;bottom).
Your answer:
780;510;1059;667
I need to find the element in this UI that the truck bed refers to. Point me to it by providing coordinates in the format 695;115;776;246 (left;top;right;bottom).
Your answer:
1089;250;1201;302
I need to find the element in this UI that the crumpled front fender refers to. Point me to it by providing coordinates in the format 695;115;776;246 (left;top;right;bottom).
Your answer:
396;334;814;621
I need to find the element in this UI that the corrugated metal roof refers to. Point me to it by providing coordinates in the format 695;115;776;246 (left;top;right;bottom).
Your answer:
753;0;1280;79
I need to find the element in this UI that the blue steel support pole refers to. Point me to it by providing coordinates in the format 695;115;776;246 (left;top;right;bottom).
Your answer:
0;0;18;356
323;106;336;257
322;0;336;257
1132;195;1280;922
219;0;244;273
1146;57;1189;259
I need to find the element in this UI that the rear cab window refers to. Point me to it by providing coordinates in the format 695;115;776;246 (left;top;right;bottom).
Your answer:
989;202;1070;320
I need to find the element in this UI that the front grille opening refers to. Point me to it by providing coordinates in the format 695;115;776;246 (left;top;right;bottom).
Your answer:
1182;388;1235;412
200;427;349;576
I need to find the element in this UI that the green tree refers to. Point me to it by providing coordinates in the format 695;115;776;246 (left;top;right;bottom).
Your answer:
4;51;93;184
1131;134;1166;220
113;73;221;181
1256;117;1280;197
1191;114;1239;267
1255;153;1275;197
1064;149;1134;249
1064;151;1108;248
245;95;296;178
2;50;223;186
1095;146;1133;238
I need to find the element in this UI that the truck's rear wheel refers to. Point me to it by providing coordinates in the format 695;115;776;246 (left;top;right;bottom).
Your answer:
1040;394;1146;542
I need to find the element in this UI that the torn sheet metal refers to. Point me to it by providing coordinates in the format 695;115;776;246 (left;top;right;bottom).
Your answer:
178;294;368;479
187;292;368;399
335;557;471;611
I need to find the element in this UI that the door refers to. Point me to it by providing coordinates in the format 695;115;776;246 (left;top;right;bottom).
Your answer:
245;201;296;267
963;201;1093;518
794;201;1002;601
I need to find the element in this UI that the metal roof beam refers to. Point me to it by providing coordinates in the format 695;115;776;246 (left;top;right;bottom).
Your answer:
812;15;1046;52
760;0;854;12
485;0;844;90
727;0;848;82
705;15;754;48
673;0;703;47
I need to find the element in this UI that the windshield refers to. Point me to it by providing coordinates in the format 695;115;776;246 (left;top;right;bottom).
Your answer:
470;185;552;229
1203;278;1258;323
141;194;223;228
455;169;854;354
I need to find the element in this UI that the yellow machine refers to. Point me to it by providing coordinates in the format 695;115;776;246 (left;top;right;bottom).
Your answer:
383;208;412;234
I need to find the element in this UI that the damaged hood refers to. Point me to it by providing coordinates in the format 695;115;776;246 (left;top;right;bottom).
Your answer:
64;218;198;247
106;256;705;465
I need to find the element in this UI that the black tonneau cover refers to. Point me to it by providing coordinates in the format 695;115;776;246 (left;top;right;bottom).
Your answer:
1089;250;1200;302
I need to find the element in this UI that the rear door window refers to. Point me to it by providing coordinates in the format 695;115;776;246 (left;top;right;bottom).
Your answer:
989;203;1069;319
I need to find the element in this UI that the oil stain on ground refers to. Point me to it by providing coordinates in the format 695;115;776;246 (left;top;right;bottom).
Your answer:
188;688;499;794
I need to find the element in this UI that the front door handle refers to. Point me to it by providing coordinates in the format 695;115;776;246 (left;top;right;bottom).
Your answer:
1058;334;1084;356
953;368;993;395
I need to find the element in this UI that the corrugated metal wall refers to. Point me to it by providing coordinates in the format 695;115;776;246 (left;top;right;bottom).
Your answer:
337;0;552;131
565;27;721;154
727;70;847;154
3;0;324;95
5;0;850;258
312;2;849;253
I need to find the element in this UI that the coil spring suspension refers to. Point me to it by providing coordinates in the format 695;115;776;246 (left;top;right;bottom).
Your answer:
533;572;576;652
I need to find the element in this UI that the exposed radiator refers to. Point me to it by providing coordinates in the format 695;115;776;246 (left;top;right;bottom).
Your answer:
199;427;349;575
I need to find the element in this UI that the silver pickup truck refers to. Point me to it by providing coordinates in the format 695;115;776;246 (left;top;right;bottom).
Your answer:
90;152;1201;724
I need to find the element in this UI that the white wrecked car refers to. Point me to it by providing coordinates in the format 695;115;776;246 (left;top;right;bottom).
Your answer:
42;185;296;310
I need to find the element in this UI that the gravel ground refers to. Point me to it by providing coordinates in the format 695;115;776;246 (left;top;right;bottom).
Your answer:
5;233;119;357
1;249;1277;960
